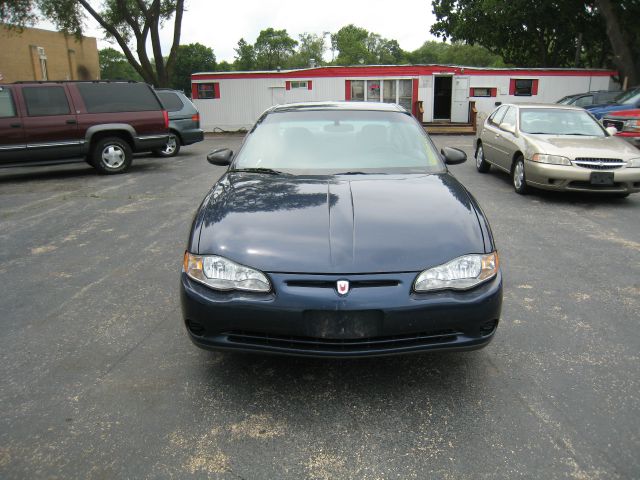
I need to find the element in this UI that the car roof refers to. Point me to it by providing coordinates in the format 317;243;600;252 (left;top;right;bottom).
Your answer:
269;101;408;114
500;103;588;111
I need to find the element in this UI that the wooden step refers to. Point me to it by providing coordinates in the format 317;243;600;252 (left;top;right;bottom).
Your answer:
423;124;476;135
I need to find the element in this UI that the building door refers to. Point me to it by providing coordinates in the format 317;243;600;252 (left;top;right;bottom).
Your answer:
451;76;470;123
271;86;285;106
433;76;452;120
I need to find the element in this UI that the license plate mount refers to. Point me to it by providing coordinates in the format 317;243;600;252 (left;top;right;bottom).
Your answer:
590;172;614;186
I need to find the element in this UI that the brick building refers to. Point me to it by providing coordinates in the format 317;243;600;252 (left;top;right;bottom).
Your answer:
0;25;100;83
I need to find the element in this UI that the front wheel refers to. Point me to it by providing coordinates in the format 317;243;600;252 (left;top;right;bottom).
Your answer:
153;133;181;158
475;144;491;173
91;137;133;174
512;155;529;195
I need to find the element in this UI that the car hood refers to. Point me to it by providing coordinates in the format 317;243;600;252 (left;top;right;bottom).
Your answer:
195;173;487;274
523;134;640;160
586;104;635;118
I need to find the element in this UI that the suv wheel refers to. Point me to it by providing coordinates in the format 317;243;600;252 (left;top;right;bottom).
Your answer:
154;133;181;158
512;155;529;195
92;137;132;174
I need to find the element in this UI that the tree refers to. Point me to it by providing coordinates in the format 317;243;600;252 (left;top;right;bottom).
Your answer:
254;28;297;70
595;0;639;85
216;61;233;72
99;47;142;80
331;24;370;65
170;43;216;94
288;32;326;68
2;0;185;87
234;38;256;71
406;41;505;67
430;0;606;68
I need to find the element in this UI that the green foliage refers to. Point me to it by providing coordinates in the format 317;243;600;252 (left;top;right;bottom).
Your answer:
99;47;142;80
0;0;37;27
406;41;506;67
170;43;216;93
234;38;256;71
331;24;371;65
288;33;326;68
254;28;298;70
216;61;233;72
430;0;604;68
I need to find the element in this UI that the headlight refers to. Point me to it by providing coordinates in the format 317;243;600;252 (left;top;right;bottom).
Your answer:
183;252;271;292
624;119;640;132
628;157;640;168
414;252;499;292
531;153;572;166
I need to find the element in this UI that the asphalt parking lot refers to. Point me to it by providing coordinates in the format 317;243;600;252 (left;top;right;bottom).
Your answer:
1;135;638;479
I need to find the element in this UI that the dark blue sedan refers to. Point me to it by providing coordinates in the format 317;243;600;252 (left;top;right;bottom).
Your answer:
180;102;502;357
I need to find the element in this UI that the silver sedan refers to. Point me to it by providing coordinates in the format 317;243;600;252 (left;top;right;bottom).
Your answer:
475;103;640;197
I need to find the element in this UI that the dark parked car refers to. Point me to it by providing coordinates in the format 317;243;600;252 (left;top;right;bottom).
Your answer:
154;89;204;157
180;102;503;357
585;87;640;119
556;90;621;108
0;81;168;174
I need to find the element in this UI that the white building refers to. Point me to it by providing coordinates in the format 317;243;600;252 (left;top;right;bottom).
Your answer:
191;65;617;131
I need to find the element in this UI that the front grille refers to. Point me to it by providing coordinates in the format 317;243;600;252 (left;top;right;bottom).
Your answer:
573;157;626;170
224;330;461;352
286;279;400;288
602;119;624;131
568;180;624;190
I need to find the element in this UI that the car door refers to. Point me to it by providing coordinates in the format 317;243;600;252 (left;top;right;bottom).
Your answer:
18;84;81;163
0;86;27;165
492;106;518;170
481;105;508;164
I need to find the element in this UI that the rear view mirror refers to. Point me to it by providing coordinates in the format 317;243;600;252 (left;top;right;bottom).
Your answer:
605;126;618;136
207;148;233;165
441;147;467;165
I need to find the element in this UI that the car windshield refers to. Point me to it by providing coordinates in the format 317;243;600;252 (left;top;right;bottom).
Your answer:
557;95;577;105
614;88;640;104
233;109;444;174
519;108;606;136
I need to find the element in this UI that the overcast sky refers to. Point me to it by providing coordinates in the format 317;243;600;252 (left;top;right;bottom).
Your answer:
53;0;439;63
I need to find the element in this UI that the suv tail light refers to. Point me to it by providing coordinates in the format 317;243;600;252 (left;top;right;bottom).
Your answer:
162;110;169;129
191;113;200;126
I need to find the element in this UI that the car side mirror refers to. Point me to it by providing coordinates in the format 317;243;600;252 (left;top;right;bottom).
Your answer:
499;122;516;135
441;147;467;165
207;148;233;165
605;126;618;136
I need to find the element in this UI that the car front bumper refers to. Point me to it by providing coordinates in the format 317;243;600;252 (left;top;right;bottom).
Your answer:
180;271;503;358
525;160;640;193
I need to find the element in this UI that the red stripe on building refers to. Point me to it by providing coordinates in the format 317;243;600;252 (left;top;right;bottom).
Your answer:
213;83;220;99
491;88;497;97
285;81;291;91
191;65;615;81
191;83;199;99
308;80;313;90
532;79;539;95
412;78;419;117
509;79;516;95
345;80;351;101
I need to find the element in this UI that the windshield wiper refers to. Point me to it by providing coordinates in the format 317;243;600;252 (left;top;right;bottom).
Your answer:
563;133;592;136
230;167;288;175
334;171;379;175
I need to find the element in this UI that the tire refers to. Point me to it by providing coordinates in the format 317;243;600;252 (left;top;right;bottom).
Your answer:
153;133;181;158
512;155;529;195
91;136;133;174
475;143;491;173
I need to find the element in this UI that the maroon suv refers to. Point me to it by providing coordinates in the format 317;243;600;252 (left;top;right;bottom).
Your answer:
0;81;169;174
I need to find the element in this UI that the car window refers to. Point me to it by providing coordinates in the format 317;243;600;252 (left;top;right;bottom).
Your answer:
574;95;593;107
501;107;517;127
234;110;444;174
614;89;640;104
77;83;161;113
557;96;576;105
0;88;16;118
488;106;508;126
22;86;71;116
157;91;184;112
620;90;640;105
519;108;606;136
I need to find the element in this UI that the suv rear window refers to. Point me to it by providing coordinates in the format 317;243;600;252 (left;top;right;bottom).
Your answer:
157;91;184;112
77;83;161;113
23;86;71;116
0;88;16;117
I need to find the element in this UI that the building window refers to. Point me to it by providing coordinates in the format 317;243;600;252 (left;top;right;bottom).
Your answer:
366;80;381;102
349;79;412;111
291;81;307;89
197;83;219;99
471;87;493;97
510;79;537;96
351;80;364;101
